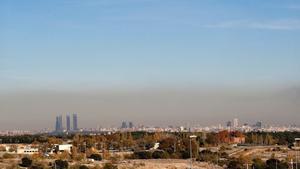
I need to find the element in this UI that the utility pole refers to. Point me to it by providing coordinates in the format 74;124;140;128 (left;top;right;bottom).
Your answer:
189;135;197;169
174;138;176;153
84;142;87;161
296;150;298;169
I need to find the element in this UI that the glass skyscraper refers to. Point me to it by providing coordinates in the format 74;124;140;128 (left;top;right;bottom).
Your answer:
73;113;78;131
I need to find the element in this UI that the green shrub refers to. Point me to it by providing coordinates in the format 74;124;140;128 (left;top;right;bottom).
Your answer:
227;159;244;169
79;165;89;169
152;150;169;159
89;154;102;161
180;150;190;159
133;151;152;159
54;159;68;169
20;157;32;167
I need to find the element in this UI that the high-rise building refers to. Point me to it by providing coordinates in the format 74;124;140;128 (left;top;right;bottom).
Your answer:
226;121;232;127
55;116;59;131
73;113;78;131
66;115;71;131
121;121;127;128
128;122;134;128
233;118;239;128
55;115;63;132
255;121;262;128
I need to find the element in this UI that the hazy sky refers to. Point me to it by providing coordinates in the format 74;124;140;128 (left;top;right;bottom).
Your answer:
0;0;300;130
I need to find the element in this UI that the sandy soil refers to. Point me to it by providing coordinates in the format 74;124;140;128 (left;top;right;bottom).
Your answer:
117;159;223;169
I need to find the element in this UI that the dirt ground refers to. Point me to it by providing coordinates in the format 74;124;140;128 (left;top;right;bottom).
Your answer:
117;159;223;169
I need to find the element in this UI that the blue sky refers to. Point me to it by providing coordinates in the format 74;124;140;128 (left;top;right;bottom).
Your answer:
1;1;300;129
1;0;300;91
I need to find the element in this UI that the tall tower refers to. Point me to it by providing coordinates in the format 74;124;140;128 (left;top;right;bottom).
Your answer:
121;121;127;128
66;115;71;131
55;115;63;132
129;122;134;128
55;116;59;132
73;113;78;131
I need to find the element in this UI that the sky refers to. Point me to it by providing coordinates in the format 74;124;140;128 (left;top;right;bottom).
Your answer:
0;0;300;130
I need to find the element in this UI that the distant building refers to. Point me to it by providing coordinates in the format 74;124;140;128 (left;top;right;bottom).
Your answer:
233;118;239;128
17;146;39;154
294;138;300;148
255;121;262;128
179;126;185;132
128;122;134;128
121;121;128;128
73;113;78;131
226;121;232;127
55;115;63;132
54;144;73;153
66;115;71;131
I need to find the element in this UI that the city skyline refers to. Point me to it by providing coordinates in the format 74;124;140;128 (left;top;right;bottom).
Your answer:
55;113;78;132
1;0;300;130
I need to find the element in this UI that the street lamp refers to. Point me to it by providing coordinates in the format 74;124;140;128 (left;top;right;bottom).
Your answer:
189;135;197;169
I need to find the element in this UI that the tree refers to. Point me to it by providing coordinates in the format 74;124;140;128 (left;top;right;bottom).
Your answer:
20;157;32;167
180;150;190;159
54;160;68;169
266;158;288;169
0;145;6;151
79;165;89;169
265;134;274;145
58;150;70;160
89;153;102;161
133;151;152;159
8;145;17;152
159;137;176;154
227;159;244;169
103;163;117;169
152;150;169;159
206;133;218;145
258;135;264;145
198;150;218;163
252;158;266;169
216;130;230;143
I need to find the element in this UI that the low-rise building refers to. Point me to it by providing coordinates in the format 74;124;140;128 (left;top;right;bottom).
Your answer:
292;138;300;150
54;144;73;153
17;146;39;154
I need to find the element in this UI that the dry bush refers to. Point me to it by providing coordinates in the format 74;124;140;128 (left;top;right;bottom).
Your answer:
2;153;16;159
6;163;20;169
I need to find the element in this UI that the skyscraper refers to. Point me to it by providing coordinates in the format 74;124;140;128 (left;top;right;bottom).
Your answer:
55;115;63;132
73;113;78;131
255;121;262;128
66;115;71;131
121;121;127;128
129;121;134;128
226;121;232;128
55;116;59;131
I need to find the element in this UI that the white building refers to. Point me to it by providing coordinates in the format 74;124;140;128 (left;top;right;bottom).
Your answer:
17;146;39;154
54;144;73;152
233;118;239;128
293;138;300;150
